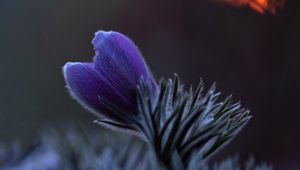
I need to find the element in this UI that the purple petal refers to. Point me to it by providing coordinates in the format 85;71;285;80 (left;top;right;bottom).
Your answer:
92;31;156;102
63;62;136;122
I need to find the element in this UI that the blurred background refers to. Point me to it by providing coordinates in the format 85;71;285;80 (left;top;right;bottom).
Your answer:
0;0;299;169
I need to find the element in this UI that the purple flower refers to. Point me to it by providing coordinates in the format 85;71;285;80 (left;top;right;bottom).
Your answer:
63;31;157;124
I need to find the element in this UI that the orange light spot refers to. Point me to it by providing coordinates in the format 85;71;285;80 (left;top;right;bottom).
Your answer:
249;0;268;14
216;0;286;14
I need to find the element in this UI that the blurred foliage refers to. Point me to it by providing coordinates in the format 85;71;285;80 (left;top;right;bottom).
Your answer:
0;125;271;170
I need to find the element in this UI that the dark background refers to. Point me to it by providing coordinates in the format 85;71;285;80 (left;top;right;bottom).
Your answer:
0;0;299;169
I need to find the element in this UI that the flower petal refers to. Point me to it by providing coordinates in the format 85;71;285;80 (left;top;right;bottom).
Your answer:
92;31;156;102
63;62;136;123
